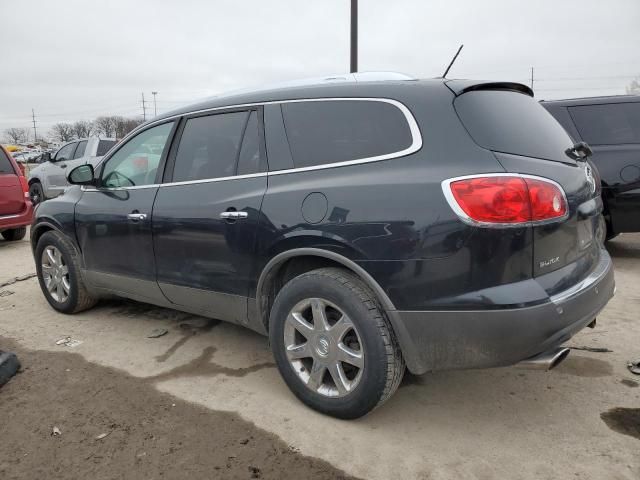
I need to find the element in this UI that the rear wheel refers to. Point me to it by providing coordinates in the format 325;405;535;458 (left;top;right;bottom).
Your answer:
29;182;44;205
1;227;27;241
269;267;405;419
35;231;97;313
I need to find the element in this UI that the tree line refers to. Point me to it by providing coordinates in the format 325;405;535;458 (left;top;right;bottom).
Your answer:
3;116;144;145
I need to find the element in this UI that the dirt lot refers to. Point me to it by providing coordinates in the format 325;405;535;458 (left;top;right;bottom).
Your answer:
1;233;639;479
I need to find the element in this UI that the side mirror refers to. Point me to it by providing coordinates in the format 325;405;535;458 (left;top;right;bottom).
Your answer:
68;164;95;186
42;152;52;163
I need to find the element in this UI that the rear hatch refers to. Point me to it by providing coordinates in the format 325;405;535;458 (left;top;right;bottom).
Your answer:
0;148;26;216
449;81;601;285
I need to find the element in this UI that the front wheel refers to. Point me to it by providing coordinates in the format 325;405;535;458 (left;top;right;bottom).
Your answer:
29;182;44;205
269;267;405;419
35;231;97;313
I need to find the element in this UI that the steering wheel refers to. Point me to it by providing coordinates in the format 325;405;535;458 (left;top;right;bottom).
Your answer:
103;170;135;187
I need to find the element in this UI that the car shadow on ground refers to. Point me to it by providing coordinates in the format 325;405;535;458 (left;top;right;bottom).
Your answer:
606;234;640;259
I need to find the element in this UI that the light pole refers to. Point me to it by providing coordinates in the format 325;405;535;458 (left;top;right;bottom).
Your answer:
152;91;158;116
350;0;357;73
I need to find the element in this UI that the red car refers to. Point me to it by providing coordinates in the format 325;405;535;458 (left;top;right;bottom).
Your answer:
0;145;33;241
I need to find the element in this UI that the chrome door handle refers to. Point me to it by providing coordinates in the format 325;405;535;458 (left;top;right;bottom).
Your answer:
220;211;248;220
127;213;147;221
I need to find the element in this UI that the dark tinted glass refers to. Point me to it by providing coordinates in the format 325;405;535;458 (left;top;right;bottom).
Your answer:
569;103;640;145
0;149;14;174
73;140;87;159
173;112;247;182
97;140;117;156
237;111;262;175
281;100;413;168
455;91;574;162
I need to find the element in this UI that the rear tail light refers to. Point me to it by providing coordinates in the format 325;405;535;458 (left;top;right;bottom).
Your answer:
18;174;30;200
442;174;568;226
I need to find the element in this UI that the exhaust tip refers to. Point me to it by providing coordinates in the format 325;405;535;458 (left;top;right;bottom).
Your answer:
516;347;571;371
548;347;570;370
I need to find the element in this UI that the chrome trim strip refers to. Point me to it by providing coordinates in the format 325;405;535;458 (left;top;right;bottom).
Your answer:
85;97;422;191
440;173;570;228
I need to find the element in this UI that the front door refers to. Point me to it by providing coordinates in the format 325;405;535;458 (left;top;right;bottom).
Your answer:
153;109;267;324
75;121;176;304
46;141;78;197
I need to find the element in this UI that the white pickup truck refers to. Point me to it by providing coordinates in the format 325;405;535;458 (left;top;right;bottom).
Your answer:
28;137;116;204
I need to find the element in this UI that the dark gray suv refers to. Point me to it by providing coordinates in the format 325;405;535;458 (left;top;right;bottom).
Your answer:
31;74;615;418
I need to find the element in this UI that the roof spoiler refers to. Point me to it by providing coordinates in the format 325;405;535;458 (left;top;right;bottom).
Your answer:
445;80;533;97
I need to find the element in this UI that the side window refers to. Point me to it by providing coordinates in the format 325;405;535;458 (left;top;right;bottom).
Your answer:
570;103;640;145
237;111;263;175
97;140;117;156
56;142;77;162
0;149;14;174
172;111;247;182
281;100;414;168
73;140;88;159
101;122;174;188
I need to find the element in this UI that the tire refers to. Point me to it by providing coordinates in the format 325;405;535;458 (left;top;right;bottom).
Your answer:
35;231;97;314
1;227;27;241
600;214;618;242
269;267;405;419
29;182;44;205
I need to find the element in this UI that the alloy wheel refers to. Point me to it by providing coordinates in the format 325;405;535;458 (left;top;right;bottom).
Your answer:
284;297;364;397
41;245;70;303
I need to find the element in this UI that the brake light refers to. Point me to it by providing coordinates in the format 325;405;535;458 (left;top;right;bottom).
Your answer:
18;174;30;200
443;175;567;225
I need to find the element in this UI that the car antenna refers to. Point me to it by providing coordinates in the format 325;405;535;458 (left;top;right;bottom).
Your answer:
442;44;464;79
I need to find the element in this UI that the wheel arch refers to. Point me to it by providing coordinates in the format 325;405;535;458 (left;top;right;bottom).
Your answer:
30;221;81;263
255;248;396;332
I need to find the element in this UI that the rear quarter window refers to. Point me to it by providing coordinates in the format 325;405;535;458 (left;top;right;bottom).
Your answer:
281;100;414;168
0;148;15;174
569;103;640;145
455;90;574;162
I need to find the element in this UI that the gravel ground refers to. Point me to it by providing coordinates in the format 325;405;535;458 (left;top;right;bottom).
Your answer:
1;232;639;479
0;337;355;480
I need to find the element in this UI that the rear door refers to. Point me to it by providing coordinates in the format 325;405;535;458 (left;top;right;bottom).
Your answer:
0;148;24;216
152;108;267;324
454;88;601;279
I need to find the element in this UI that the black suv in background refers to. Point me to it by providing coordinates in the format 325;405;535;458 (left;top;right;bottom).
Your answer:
542;95;640;239
31;75;614;418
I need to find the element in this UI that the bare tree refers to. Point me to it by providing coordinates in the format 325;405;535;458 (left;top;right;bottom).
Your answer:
50;123;75;142
4;127;29;144
627;77;640;95
72;120;93;139
114;116;143;139
94;116;118;137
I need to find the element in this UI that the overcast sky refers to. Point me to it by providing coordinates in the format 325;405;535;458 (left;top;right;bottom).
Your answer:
1;0;639;139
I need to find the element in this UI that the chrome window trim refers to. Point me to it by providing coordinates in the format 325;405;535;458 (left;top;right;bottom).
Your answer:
83;97;422;192
441;173;570;228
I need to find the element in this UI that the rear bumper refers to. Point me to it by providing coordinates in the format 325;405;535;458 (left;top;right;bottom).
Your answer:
0;202;33;232
387;249;615;374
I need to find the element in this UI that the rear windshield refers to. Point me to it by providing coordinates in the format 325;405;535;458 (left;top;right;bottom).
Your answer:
97;140;117;156
0;148;15;174
569;103;640;145
455;90;574;162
